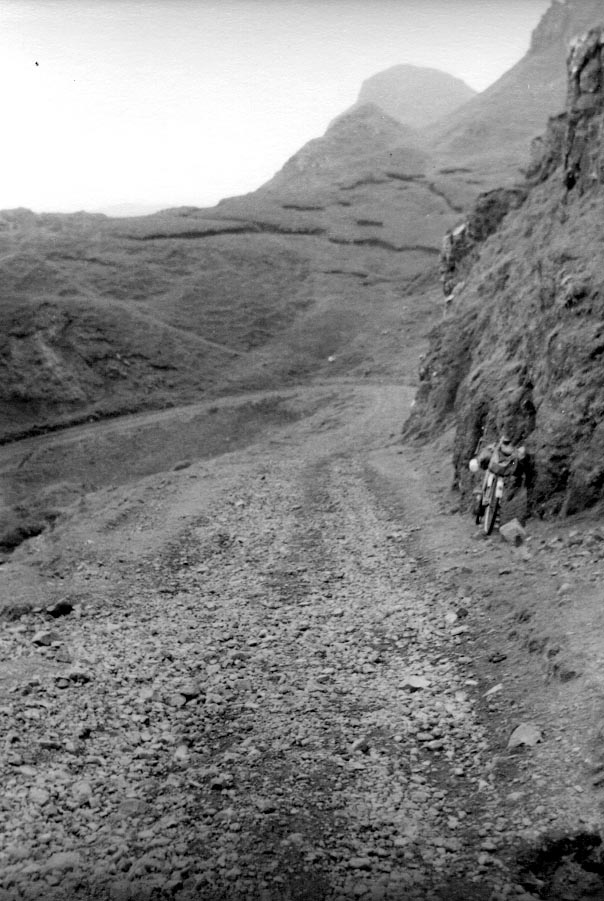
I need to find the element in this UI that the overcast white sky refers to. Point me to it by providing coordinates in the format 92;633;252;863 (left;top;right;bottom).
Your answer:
1;0;550;214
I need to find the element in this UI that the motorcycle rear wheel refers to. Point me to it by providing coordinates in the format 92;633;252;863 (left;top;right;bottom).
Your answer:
484;478;499;535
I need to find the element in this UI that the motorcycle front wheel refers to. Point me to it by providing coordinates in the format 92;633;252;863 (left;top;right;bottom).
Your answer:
483;477;499;535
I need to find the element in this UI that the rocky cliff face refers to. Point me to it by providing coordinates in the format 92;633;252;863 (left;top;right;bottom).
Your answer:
529;22;604;189
564;25;604;188
406;24;604;518
439;187;528;298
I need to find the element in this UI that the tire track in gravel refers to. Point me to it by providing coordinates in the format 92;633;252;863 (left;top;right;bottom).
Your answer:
248;453;507;901
0;386;537;901
127;445;525;901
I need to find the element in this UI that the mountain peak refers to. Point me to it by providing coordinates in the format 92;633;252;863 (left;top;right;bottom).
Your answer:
259;102;427;196
326;101;421;143
357;64;476;128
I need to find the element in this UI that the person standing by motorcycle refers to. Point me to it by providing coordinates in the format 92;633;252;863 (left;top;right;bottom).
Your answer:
469;432;527;531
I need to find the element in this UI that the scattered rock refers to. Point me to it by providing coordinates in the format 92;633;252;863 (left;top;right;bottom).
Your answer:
31;630;60;646
46;599;74;618
348;857;372;870
402;675;431;691
210;773;234;790
118;798;147;817
61;665;92;684
481;838;499;852
72;781;93;804
44;851;82;872
508;723;543;749
178;680;203;701
167;692;187;708
30;786;51;806
499;519;526;545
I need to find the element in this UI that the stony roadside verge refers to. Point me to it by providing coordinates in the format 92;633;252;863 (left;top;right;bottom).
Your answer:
0;386;603;901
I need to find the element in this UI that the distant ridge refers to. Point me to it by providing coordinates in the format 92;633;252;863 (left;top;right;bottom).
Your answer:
93;203;167;218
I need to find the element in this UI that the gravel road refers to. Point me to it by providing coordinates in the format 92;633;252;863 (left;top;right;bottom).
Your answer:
0;385;597;900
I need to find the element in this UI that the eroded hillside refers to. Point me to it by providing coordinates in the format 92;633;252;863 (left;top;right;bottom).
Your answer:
406;24;604;518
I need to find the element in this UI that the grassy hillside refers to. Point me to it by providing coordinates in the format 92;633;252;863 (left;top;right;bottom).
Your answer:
0;109;457;441
6;2;604;449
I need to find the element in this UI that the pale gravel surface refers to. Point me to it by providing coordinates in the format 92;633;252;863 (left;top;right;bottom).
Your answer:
0;384;600;900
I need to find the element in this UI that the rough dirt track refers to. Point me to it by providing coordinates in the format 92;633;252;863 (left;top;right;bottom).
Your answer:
1;383;604;901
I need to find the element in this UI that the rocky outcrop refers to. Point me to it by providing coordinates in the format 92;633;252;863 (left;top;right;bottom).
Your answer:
564;26;604;189
406;23;604;518
526;113;568;184
527;24;604;189
440;187;527;298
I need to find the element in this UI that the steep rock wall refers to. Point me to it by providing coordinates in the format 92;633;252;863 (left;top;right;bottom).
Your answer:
405;26;604;518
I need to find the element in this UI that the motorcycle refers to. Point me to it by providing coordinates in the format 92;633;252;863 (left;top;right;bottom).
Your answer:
469;437;525;535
